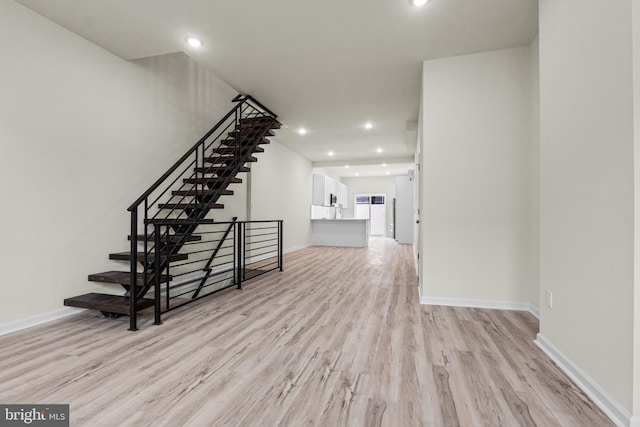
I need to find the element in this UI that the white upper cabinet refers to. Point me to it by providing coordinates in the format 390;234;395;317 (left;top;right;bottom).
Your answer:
313;174;337;206
313;174;348;207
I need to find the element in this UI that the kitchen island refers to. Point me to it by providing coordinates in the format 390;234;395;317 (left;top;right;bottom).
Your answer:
310;218;369;247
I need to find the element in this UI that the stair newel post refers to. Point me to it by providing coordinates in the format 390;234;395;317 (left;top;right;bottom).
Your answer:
236;108;241;171
278;220;284;272
196;144;203;204
236;221;243;289
129;207;138;331
153;224;162;325
143;198;148;298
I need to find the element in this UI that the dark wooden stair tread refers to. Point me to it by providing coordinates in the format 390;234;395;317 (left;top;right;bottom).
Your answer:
220;137;270;146
183;176;241;185
191;169;245;178
109;252;188;262
158;202;224;210
239;117;281;129
229;129;275;138
172;189;234;196
214;146;264;154
196;165;250;173
128;234;202;243
145;218;214;225
88;271;172;285
64;293;154;314
205;156;257;164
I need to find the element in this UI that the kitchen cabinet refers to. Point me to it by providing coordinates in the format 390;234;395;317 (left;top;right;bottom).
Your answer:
313;174;337;206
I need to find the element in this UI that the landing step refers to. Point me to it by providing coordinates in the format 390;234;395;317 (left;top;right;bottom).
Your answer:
172;189;234;197
109;252;188;262
158;202;224;210
64;293;154;315
88;271;172;285
128;234;202;243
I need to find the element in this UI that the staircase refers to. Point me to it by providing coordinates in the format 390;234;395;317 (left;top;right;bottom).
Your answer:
64;95;283;330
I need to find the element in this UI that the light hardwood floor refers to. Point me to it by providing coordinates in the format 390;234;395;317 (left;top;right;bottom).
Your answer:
0;239;613;426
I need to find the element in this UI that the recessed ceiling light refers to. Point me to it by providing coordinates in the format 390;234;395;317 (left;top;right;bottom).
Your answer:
185;36;203;47
328;151;334;156
364;122;373;130
355;173;359;177
382;163;387;167
411;0;429;6
386;171;390;175
298;127;307;135
345;165;350;168
377;148;383;153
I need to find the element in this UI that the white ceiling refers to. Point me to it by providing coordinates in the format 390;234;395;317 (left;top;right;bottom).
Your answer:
17;0;538;176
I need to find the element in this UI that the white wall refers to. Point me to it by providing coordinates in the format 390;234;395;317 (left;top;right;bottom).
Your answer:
539;0;635;416
250;139;313;251
420;46;537;306
528;37;540;310
341;176;397;238
395;175;414;244
634;0;640;421
0;1;310;328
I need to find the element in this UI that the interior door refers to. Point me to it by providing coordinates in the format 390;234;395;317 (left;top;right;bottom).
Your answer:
369;195;386;236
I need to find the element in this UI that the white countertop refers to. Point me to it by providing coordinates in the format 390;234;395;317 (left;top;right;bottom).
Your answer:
310;218;368;221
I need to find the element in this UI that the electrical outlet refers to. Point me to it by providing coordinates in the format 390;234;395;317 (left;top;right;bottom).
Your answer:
546;290;553;308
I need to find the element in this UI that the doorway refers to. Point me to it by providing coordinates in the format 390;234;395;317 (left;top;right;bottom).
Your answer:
354;194;387;236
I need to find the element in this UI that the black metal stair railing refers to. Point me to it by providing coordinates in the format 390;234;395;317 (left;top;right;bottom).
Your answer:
150;219;283;325
126;94;280;331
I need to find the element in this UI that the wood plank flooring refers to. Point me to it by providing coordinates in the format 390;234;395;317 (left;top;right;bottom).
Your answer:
0;238;613;426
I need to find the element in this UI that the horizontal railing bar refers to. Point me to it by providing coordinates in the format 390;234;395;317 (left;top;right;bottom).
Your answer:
167;274;232;291
170;265;234;279
165;240;235;251
245;231;278;239
246;244;279;254
245;237;278;245
244;226;279;231
173;245;235;256
245;248;278;259
169;256;233;269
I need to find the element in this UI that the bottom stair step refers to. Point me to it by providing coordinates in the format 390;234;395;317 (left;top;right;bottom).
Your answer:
88;271;172;286
64;293;154;315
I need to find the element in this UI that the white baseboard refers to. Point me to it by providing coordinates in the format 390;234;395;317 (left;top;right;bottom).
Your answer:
0;244;312;338
535;334;632;427
284;243;311;254
420;296;539;318
0;307;86;337
527;303;540;319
